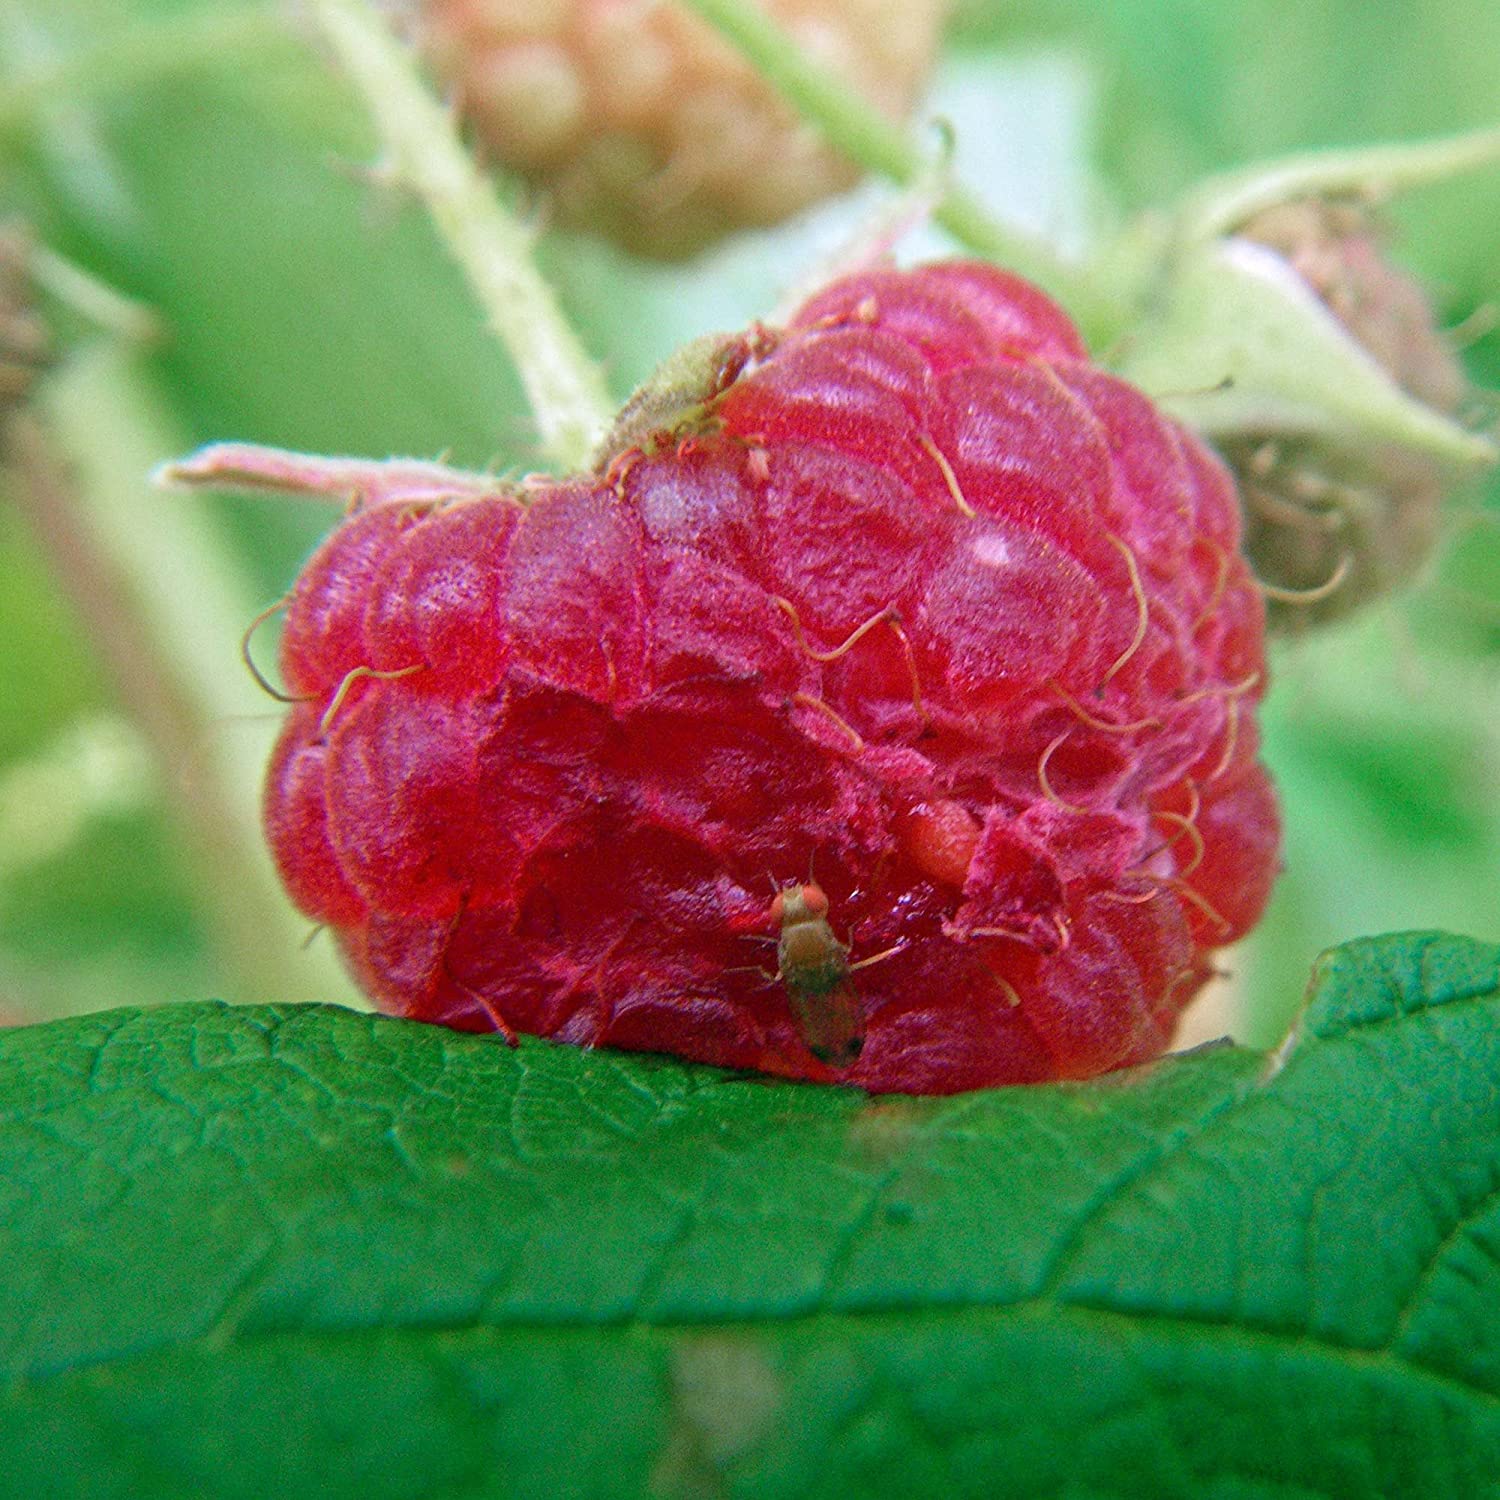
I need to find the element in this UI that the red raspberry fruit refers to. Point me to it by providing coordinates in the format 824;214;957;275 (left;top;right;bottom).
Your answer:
406;0;947;258
258;260;1278;1094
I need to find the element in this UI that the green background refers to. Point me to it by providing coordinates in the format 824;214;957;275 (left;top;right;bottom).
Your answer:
1;0;1497;1048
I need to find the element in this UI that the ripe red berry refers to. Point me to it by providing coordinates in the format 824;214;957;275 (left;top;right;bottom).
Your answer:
262;260;1279;1093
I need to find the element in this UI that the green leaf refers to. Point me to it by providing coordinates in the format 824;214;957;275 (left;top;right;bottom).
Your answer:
3;933;1499;1497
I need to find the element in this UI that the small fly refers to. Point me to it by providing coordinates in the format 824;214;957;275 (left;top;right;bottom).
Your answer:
769;881;901;1070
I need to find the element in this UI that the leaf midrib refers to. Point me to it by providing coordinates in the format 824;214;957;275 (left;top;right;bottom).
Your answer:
17;1295;1500;1421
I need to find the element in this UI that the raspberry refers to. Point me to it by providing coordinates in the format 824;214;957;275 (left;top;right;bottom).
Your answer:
405;0;946;258
262;260;1279;1093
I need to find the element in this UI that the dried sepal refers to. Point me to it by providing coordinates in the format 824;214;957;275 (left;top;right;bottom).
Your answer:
1116;129;1499;625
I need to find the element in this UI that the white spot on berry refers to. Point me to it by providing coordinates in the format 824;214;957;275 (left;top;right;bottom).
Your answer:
970;530;1013;568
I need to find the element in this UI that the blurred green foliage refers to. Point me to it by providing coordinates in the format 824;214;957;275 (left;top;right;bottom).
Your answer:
0;0;1495;1044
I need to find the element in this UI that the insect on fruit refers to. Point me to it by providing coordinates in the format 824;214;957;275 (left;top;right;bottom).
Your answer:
770;880;901;1069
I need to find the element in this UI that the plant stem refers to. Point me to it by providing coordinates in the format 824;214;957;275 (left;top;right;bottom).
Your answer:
309;0;614;473
13;345;362;1008
1176;125;1500;243
0;7;294;141
675;0;1112;328
27;244;163;344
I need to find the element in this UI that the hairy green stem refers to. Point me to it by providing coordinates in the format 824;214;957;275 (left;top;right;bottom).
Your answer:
1176;124;1500;243
675;0;1112;329
310;0;613;472
27;244;163;344
16;345;361;1008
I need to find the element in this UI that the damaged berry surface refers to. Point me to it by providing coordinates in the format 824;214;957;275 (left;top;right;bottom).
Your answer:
260;260;1279;1094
